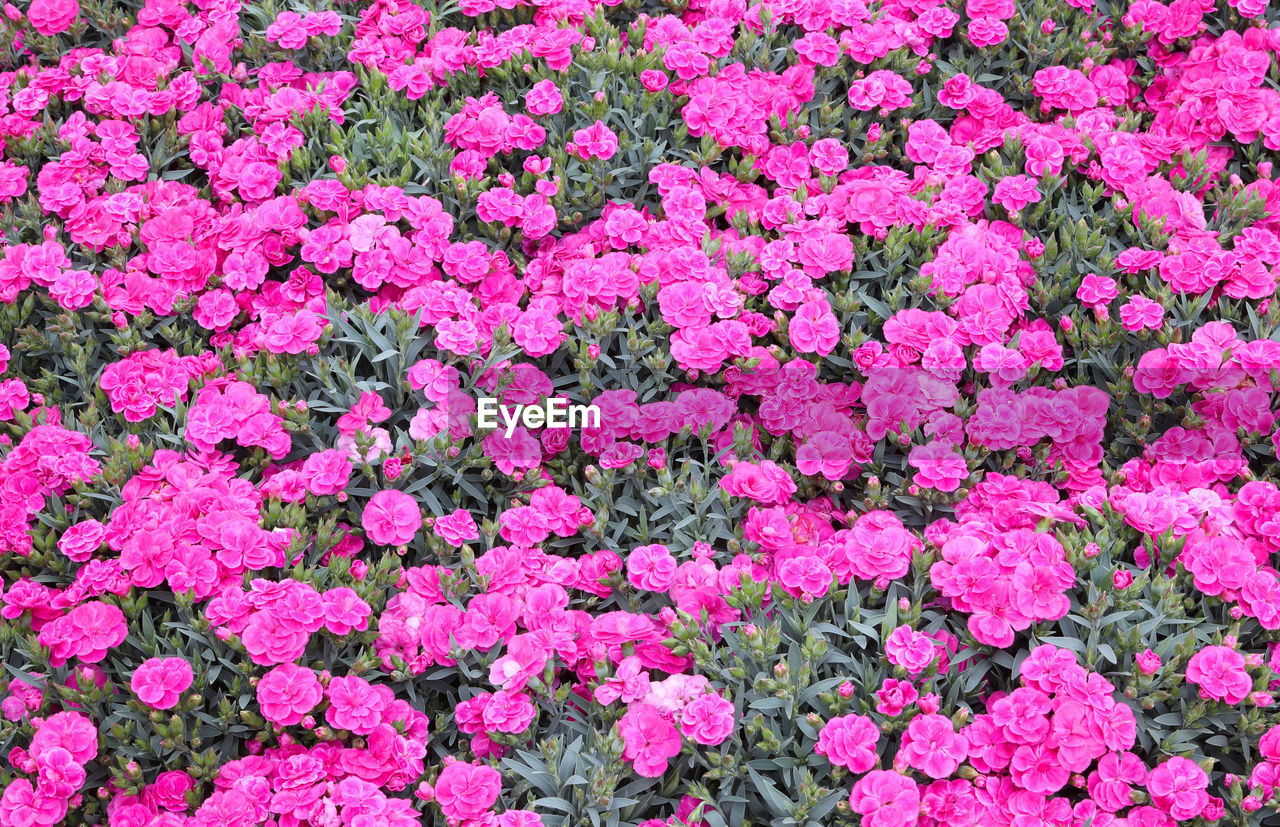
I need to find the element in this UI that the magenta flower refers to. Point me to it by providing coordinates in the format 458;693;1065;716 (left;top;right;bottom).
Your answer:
679;694;735;746
848;771;920;827
907;441;969;492
435;761;502;823
362;489;421;546
618;703;682;778
815;713;879;772
1186;646;1253;705
130;658;194;710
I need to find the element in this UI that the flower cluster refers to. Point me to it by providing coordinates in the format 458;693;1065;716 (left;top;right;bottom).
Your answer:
4;0;1280;822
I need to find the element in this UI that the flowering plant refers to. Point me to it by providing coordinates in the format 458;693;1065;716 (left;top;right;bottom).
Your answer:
3;0;1280;825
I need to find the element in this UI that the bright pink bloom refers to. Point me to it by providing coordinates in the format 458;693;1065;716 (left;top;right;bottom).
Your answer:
27;0;78;35
362;489;422;546
627;544;677;591
1186;646;1252;704
435;509;480;547
618;703;682;777
1148;756;1210;820
325;674;388;734
130;658;193;710
256;663;323;726
897;713;967;779
679;694;735;745
815;714;879;772
848;771;920;827
875;679;919;715
435;761;502;823
907;442;968;492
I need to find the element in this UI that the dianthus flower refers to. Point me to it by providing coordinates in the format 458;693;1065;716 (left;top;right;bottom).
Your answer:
435;761;502;824
1186;646;1252;705
849;771;920;827
130;658;194;710
679;694;735;745
815;714;879;772
257;663;323;726
362;489;422;546
618;703;682;777
907;442;969;492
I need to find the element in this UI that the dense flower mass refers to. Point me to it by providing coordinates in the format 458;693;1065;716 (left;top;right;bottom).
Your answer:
2;0;1280;823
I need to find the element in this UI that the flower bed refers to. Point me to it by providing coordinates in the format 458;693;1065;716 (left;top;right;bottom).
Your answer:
2;0;1280;825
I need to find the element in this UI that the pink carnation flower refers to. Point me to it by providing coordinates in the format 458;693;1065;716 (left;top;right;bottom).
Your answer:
27;0;78;35
897;713;967;779
907;441;969;492
130;658;193;710
885;626;937;674
679;694;735;745
569;121;618;161
815;713;879;772
257;663;323;726
627;544;677;592
363;489;422;546
1148;756;1209;820
618;703;682;777
434;509;480;547
849;771;920;827
435;760;502;823
1186;645;1252;705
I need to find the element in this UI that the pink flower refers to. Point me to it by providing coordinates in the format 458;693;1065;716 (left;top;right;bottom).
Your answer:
362;489;422;546
143;770;195;812
1088;751;1146;812
594;656;650;706
435;761;502;823
1148;756;1209;820
525;80;563;116
27;0;78;35
1120;296;1164;330
58;519;105;562
679;694;735;745
968;18;1009;47
885;626;937;674
435;509;480;547
1078;274;1119;306
875;679;919;715
618;703;682;777
1186;646;1252;704
33;746;85;797
322;587;371;635
897;713;967;779
38;601;127;665
777;554;833;599
300;449;352;496
907;442;968;492
570;121;618;161
627;544;677;591
848;771;920;827
130;658;193;710
815;714;879;772
992;175;1041;211
30;711;97;765
0;779;65;825
720;460;797;505
1136;649;1161;675
1010;742;1070;793
257;663;322;726
789;299;840;355
479;689;536;734
326;674;388;734
640;71;668;92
